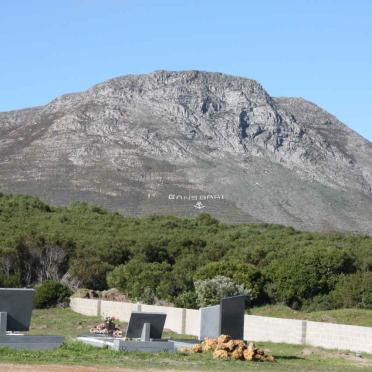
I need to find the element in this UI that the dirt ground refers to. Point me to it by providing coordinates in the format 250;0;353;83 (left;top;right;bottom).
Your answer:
0;365;163;372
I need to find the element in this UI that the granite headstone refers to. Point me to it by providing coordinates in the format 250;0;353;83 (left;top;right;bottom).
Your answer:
0;288;35;331
126;312;166;339
198;295;247;340
220;295;246;339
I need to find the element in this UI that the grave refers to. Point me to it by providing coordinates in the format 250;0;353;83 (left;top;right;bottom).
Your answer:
77;295;247;353
125;312;166;340
199;295;247;340
0;288;64;350
77;311;192;352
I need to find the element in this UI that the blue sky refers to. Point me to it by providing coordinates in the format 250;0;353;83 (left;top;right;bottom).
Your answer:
1;0;371;141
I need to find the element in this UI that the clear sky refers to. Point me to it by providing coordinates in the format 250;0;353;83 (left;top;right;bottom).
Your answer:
1;0;371;141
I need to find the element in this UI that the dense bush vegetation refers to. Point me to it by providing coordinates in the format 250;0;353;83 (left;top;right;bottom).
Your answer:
323;272;372;310
0;192;371;310
194;262;266;304
194;275;250;307
264;247;356;309
34;280;72;308
107;261;174;304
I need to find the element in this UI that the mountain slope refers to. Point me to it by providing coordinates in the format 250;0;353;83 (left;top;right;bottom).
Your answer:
1;70;371;233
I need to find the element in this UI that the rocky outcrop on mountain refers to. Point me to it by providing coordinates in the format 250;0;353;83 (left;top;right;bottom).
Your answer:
1;70;372;233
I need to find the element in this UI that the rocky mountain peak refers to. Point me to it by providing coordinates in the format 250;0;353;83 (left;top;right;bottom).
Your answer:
0;70;371;234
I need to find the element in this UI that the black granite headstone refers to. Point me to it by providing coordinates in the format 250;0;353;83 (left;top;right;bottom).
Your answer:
126;312;166;339
0;288;35;331
220;295;246;339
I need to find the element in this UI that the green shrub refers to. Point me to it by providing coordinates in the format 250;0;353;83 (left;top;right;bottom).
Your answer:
0;273;21;288
265;247;356;309
197;213;219;226
194;275;250;307
301;294;337;311
328;272;372;309
136;242;170;263
174;291;198;309
34;280;72;308
107;260;174;303
70;257;113;290
195;261;266;305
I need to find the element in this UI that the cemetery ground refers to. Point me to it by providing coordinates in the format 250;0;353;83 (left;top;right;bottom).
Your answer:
0;308;372;371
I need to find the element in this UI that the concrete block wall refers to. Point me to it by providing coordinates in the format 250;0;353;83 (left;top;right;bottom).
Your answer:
70;297;372;353
185;309;200;337
100;300;140;322
306;321;372;353
244;315;305;345
141;304;185;334
70;298;100;317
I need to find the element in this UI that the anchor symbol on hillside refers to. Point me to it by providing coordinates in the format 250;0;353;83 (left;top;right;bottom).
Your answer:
194;201;206;210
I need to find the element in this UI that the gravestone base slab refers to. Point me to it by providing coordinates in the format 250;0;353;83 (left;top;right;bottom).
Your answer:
76;336;199;353
113;339;174;352
0;335;64;350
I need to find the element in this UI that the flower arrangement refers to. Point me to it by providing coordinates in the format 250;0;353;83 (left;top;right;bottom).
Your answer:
104;316;117;335
90;315;123;337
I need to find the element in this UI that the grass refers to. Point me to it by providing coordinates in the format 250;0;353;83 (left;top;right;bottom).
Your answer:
0;307;371;371
28;307;103;337
29;307;195;340
249;305;372;327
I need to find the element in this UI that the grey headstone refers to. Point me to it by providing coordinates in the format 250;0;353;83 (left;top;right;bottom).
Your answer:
220;295;246;339
0;288;35;331
199;304;220;339
126;312;166;339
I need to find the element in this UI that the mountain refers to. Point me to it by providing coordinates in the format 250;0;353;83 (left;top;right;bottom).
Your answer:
1;70;372;234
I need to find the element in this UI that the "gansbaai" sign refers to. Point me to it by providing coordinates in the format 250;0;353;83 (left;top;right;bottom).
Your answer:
168;194;224;201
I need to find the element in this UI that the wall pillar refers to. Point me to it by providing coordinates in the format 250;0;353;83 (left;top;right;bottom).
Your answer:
181;308;186;335
97;299;102;317
0;312;7;336
301;320;307;345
